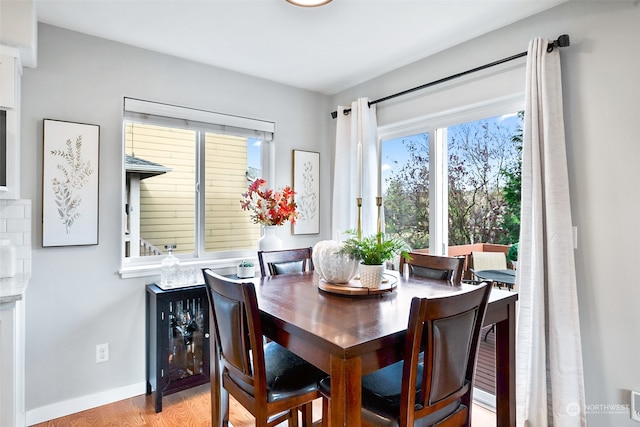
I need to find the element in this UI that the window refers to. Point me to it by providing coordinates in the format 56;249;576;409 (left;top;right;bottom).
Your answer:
122;99;273;267
380;103;522;255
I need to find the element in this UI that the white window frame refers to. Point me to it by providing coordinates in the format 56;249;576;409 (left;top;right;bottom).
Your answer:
378;94;524;256
119;98;275;278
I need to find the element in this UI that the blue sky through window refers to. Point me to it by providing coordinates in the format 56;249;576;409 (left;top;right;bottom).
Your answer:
248;137;261;171
381;113;520;195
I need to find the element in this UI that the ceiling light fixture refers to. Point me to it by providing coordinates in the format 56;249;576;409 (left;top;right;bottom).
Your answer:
286;0;332;7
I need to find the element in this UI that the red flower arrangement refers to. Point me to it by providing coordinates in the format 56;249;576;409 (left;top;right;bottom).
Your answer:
240;178;298;226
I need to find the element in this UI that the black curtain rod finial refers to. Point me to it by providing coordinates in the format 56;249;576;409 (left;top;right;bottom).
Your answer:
548;34;570;52
557;34;570;47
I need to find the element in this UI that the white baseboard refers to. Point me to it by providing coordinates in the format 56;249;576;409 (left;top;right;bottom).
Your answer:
473;387;496;410
25;381;147;426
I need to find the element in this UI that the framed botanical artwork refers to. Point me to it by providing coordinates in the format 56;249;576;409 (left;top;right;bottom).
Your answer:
292;150;320;235
42;119;100;247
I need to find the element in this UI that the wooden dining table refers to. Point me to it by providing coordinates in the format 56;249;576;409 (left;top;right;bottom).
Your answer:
209;271;518;427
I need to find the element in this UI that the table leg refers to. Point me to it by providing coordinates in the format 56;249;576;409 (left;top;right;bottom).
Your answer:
494;301;516;427
210;338;228;427
330;355;361;427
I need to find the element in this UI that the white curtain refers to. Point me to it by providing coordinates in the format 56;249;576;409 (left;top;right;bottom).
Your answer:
332;98;380;241
516;38;586;426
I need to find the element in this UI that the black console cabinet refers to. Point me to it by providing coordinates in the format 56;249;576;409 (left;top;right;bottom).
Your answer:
146;284;210;412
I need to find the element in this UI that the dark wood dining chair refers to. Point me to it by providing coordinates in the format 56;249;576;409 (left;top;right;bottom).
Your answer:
399;252;465;285
202;269;325;427
257;247;314;277
320;282;491;427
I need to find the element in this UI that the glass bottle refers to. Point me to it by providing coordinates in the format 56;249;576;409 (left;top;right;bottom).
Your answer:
160;244;180;288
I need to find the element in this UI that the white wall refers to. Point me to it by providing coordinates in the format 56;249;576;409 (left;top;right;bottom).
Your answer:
331;1;640;425
20;24;332;423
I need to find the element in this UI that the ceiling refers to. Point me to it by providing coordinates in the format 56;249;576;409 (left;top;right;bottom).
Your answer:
35;0;566;95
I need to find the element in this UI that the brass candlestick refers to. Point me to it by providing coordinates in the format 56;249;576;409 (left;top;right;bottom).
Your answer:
376;196;382;243
356;197;362;240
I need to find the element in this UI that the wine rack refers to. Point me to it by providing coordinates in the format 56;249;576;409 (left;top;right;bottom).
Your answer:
146;284;210;412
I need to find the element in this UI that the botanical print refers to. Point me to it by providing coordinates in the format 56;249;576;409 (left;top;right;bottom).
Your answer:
296;160;318;223
293;150;320;234
50;135;94;233
43;119;99;247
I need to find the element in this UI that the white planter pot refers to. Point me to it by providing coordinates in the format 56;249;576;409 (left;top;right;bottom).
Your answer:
237;265;255;279
359;263;385;288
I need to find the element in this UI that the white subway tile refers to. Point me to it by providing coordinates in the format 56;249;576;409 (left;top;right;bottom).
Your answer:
15;245;30;260
0;199;32;276
2;205;26;219
6;218;31;233
1;233;21;246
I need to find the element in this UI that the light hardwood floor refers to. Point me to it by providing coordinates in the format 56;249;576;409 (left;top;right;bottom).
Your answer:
32;384;497;426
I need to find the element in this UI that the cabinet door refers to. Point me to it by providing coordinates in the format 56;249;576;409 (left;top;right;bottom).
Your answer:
0;54;16;109
147;284;210;413
164;290;209;389
0;51;20;199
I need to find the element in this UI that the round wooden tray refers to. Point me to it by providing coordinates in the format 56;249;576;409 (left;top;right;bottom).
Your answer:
318;273;398;296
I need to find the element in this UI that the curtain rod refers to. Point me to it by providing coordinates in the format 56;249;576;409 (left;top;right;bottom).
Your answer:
331;34;570;119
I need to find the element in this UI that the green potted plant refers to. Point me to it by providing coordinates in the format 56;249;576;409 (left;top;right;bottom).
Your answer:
237;260;255;278
339;231;409;288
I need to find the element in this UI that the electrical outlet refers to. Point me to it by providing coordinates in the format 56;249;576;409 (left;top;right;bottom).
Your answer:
96;343;109;363
632;390;640;422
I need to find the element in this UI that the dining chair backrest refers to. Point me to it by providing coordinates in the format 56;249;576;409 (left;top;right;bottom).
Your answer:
400;282;491;426
319;281;493;426
471;251;507;271
258;247;314;277
203;269;267;400
399;252;465;285
202;268;323;426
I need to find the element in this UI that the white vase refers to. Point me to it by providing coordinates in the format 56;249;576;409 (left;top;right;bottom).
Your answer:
312;240;359;284
359;263;385;288
258;226;283;251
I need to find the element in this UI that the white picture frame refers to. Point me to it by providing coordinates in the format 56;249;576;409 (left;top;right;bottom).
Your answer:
42;119;100;247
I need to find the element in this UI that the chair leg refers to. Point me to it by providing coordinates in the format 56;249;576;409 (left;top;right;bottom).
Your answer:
288;409;299;427
321;397;330;427
299;402;313;427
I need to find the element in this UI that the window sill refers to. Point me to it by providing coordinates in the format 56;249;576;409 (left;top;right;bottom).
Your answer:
118;256;258;279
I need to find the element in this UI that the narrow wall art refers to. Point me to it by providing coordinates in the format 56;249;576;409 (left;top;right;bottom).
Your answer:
292;150;320;235
42;119;100;247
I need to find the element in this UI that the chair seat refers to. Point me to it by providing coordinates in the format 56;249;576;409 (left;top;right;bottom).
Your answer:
229;341;325;403
319;361;462;427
